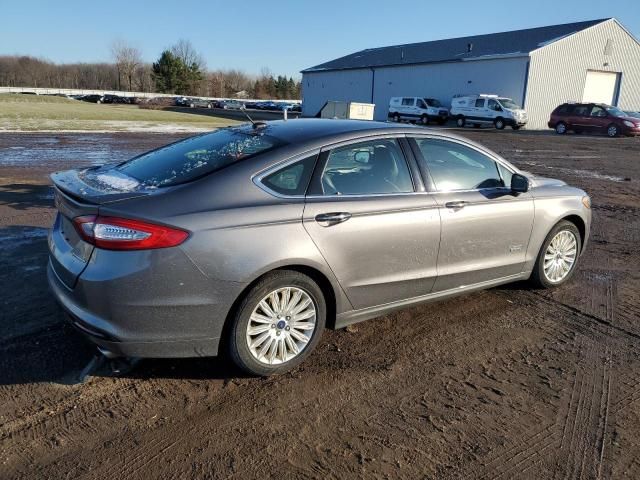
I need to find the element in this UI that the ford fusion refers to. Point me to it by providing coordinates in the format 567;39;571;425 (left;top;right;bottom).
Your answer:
48;119;591;376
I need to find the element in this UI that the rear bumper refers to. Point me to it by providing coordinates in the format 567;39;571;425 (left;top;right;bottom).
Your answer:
47;245;246;358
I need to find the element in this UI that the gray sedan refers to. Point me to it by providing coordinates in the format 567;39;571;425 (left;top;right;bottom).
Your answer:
48;119;591;375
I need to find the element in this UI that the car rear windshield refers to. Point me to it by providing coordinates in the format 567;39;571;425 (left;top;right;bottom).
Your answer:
117;127;284;187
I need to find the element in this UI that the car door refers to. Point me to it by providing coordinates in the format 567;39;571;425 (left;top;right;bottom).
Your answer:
474;97;487;122
570;104;592;131
585;104;609;133
400;97;415;119
409;136;534;292
303;136;441;310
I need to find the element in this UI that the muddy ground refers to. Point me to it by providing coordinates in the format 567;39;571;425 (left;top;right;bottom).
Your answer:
0;128;639;479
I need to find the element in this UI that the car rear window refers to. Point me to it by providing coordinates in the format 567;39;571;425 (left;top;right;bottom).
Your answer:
117;127;284;187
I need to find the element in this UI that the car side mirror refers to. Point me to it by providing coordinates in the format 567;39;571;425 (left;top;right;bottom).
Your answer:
511;173;529;193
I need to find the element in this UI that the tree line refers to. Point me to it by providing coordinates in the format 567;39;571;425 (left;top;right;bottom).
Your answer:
0;39;301;99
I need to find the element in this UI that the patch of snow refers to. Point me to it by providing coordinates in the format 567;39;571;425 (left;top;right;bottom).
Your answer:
95;170;140;191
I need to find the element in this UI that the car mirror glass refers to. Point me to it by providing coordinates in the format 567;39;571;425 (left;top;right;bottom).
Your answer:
511;173;529;193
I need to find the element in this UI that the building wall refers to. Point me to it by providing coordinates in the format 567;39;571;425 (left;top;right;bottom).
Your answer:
302;57;529;121
526;19;640;129
301;69;373;117
371;57;529;121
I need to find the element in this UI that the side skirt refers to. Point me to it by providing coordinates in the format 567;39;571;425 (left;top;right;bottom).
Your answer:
334;272;530;329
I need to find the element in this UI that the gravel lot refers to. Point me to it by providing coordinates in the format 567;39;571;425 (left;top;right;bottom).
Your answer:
0;128;639;479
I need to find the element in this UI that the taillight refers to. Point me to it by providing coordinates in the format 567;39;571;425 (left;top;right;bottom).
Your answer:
72;215;189;250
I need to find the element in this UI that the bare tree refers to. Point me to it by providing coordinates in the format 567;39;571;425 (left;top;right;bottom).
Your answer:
111;39;142;91
170;39;206;71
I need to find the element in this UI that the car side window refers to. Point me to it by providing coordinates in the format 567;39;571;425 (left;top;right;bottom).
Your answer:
262;155;316;196
414;138;504;191
590;106;607;117
475;98;486;108
488;99;500;111
573;105;590;116
417;99;427;109
402;98;415;106
321;139;413;195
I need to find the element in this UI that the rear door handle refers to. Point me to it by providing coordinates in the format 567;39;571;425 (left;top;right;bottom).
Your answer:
315;212;352;226
445;201;467;209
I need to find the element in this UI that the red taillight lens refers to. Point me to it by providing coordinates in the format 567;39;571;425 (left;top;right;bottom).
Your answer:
73;215;189;250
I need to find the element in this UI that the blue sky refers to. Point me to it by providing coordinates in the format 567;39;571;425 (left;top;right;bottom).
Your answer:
1;1;638;77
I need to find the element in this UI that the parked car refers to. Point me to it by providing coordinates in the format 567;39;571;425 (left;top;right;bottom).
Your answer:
221;100;244;110
80;94;105;104
388;97;449;125
48;119;591;376
102;94;130;104
549;103;640;137
450;94;527;130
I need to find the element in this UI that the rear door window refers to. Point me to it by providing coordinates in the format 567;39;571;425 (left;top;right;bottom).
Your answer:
320;139;414;195
475;98;486;108
573;105;591;116
117;127;284;187
402;98;415;106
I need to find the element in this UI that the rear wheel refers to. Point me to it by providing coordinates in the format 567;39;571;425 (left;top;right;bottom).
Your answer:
420;115;429;125
607;124;619;137
456;116;466;128
393;113;401;123
494;118;506;130
531;220;581;289
228;270;326;376
555;122;567;134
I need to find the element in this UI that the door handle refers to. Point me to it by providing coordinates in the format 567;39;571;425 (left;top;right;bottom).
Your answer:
445;201;466;209
315;212;352;226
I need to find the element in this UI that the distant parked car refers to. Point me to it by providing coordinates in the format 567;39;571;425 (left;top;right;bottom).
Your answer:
450;94;527;130
290;103;302;112
388;97;449;125
549;103;640;137
102;94;130;104
222;100;244;110
80;94;105;104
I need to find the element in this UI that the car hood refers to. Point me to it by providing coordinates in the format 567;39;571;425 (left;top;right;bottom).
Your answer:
521;172;567;188
50;165;161;204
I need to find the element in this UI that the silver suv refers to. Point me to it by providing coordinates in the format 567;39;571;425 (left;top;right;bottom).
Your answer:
48;119;591;375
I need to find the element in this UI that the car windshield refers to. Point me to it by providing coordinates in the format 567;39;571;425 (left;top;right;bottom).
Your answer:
117;127;284;187
498;98;521;110
424;98;441;107
606;106;626;117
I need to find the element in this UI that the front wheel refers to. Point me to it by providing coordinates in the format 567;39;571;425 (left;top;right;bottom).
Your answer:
420;115;429;125
607;124;619;138
228;270;326;376
512;125;521;131
456;116;466;128
555;122;567;134
531;220;581;289
392;113;401;123
494;118;506;130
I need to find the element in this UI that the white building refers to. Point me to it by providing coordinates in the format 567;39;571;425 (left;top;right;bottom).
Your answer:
301;18;640;129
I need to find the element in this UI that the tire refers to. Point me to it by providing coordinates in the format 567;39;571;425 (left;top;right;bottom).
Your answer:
607;123;619;138
494;118;506;130
190;103;195;108
207;104;212;109
420;115;429;125
512;125;521;131
456;116;466;128
555;122;567;135
228;270;326;376
393;113;401;123
530;220;582;289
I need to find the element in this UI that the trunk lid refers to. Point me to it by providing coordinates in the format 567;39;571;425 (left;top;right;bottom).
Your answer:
49;166;156;288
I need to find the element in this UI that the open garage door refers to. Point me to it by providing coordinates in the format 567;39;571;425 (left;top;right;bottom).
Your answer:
582;70;620;105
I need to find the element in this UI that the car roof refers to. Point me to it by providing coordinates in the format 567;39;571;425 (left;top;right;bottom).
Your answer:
242;118;421;144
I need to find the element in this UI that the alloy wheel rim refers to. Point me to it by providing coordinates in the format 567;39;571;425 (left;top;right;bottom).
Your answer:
557;124;566;133
543;230;578;283
246;287;317;365
608;126;617;137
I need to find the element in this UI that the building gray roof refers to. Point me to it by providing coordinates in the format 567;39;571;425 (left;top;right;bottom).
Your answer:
302;19;610;73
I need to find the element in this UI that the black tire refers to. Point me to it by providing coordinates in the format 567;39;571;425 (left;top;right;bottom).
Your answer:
392;113;401;123
607;123;619;138
494;118;506;130
228;270;326;376
456;116;466;128
512;125;521;131
530;220;582;289
555;122;567;135
420;115;429;125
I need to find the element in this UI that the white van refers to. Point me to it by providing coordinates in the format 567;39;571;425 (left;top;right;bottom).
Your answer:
388;97;449;125
450;94;527;130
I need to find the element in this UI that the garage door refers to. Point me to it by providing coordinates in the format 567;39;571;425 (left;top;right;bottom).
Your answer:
582;71;620;105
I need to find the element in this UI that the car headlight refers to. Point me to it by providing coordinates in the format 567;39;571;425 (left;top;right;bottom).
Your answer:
623;120;635;127
582;196;591;209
